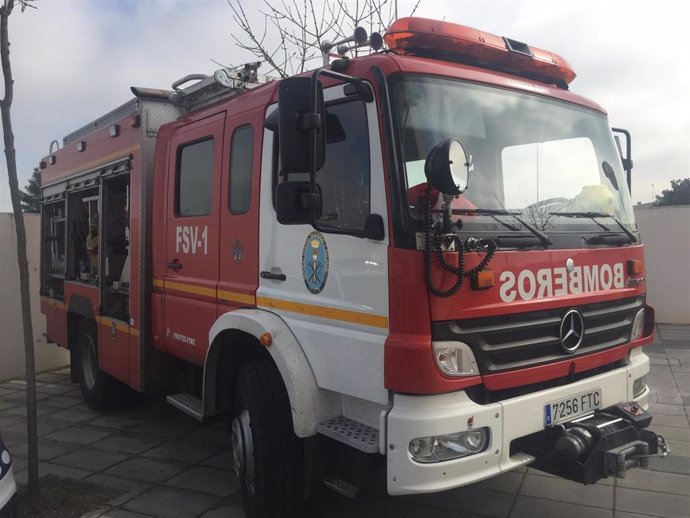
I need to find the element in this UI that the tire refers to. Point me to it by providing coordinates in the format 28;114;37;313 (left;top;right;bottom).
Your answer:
231;360;303;518
77;320;114;410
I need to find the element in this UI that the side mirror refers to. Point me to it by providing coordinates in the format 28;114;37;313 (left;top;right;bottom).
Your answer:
278;77;325;174
424;138;469;196
275;181;322;224
612;128;633;193
364;214;385;241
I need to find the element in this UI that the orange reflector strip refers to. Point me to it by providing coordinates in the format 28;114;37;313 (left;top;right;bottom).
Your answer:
472;270;495;290
628;259;643;276
260;332;273;347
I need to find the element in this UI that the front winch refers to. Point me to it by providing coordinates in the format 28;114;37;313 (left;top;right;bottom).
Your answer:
513;402;669;484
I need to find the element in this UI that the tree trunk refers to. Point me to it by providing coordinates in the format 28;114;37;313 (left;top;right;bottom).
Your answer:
1;0;40;497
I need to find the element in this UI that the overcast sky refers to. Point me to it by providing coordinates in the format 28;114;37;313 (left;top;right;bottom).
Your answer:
0;0;687;211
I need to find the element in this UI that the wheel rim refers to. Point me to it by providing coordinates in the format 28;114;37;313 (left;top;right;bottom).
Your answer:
81;334;97;391
231;408;255;495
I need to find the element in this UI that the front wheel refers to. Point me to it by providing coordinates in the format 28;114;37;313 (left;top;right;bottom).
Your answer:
77;320;114;410
231;359;303;518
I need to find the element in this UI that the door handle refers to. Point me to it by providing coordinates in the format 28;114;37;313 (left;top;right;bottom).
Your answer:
260;271;286;281
167;261;183;271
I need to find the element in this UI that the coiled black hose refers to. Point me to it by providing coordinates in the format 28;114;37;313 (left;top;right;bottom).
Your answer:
423;187;496;298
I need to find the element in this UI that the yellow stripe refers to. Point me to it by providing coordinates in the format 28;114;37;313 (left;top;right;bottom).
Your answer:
98;317;130;334
218;289;256;305
164;280;216;298
42;297;66;309
257;296;388;329
97;317;140;337
155;279;255;306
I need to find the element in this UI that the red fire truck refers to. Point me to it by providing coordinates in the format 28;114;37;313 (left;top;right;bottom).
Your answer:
39;16;666;517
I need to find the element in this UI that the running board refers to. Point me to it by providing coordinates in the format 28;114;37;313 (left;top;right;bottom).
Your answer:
316;416;379;453
166;393;204;421
323;476;359;498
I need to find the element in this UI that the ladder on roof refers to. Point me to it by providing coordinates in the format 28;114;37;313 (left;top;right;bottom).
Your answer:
168;62;270;111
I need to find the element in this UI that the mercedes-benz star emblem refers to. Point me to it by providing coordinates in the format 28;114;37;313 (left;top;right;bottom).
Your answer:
560;309;584;353
565;258;575;273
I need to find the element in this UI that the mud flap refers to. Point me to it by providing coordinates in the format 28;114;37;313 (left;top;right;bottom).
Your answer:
512;402;669;484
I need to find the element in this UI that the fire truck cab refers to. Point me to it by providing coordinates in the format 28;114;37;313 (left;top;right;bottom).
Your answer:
40;17;666;517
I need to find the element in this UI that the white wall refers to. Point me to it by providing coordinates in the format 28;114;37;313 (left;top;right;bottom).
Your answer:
634;204;690;324
0;212;69;381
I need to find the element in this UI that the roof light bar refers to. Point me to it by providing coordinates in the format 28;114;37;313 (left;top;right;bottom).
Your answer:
384;17;576;87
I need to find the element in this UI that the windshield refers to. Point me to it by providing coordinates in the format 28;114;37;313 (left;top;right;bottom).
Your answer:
393;76;636;236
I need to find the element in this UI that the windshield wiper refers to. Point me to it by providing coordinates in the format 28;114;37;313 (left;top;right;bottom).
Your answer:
455;208;553;248
555;211;637;244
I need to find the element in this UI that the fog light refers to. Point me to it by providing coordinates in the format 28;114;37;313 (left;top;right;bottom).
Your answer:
408;427;490;463
433;341;478;376
633;375;648;397
631;308;645;341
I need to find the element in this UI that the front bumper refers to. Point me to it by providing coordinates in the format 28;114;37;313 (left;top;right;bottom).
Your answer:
386;347;650;495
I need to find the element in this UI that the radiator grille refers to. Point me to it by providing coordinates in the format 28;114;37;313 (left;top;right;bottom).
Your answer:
432;296;644;374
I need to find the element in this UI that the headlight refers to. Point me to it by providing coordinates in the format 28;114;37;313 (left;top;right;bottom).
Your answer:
409;427;490;463
433;341;478;376
631;308;646;341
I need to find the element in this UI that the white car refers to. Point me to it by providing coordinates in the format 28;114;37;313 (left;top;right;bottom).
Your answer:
0;433;17;518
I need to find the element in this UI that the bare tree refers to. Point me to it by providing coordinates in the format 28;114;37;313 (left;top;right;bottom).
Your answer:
227;0;420;77
1;0;39;497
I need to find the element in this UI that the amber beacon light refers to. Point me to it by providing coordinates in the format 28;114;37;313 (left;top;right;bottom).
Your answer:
383;17;577;87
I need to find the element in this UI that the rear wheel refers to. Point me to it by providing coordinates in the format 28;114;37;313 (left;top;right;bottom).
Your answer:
231;359;303;518
77;320;114;410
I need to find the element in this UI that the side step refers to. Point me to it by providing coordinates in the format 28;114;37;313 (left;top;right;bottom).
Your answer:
166;393;203;422
316;416;379;453
323;476;359;499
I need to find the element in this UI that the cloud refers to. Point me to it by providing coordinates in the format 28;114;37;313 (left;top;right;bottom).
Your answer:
411;0;690;203
1;0;243;209
1;0;687;212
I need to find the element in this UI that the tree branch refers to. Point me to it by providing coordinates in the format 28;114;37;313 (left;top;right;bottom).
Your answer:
227;0;413;76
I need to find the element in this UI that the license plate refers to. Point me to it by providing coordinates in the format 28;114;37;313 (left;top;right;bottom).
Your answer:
544;388;602;426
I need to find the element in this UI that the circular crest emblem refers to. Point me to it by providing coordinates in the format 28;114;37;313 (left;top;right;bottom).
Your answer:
559;309;585;354
302;231;329;294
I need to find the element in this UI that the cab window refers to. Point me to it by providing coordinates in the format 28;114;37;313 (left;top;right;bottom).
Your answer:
315;100;370;232
177;138;214;217
229;125;253;214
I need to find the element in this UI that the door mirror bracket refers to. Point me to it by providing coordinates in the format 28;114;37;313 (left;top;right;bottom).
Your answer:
276;69;368;225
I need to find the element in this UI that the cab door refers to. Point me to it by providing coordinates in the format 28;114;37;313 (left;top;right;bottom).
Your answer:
258;87;389;404
163;113;224;365
217;112;261;312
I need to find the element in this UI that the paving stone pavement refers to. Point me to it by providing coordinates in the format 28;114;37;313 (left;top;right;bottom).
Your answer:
0;324;688;518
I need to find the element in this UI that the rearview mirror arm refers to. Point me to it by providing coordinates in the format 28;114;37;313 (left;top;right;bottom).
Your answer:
305;68;366;219
612;127;633;193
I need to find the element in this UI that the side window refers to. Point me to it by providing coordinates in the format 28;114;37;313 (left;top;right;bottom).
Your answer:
316;100;370;231
177;138;214;217
229;125;253;214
